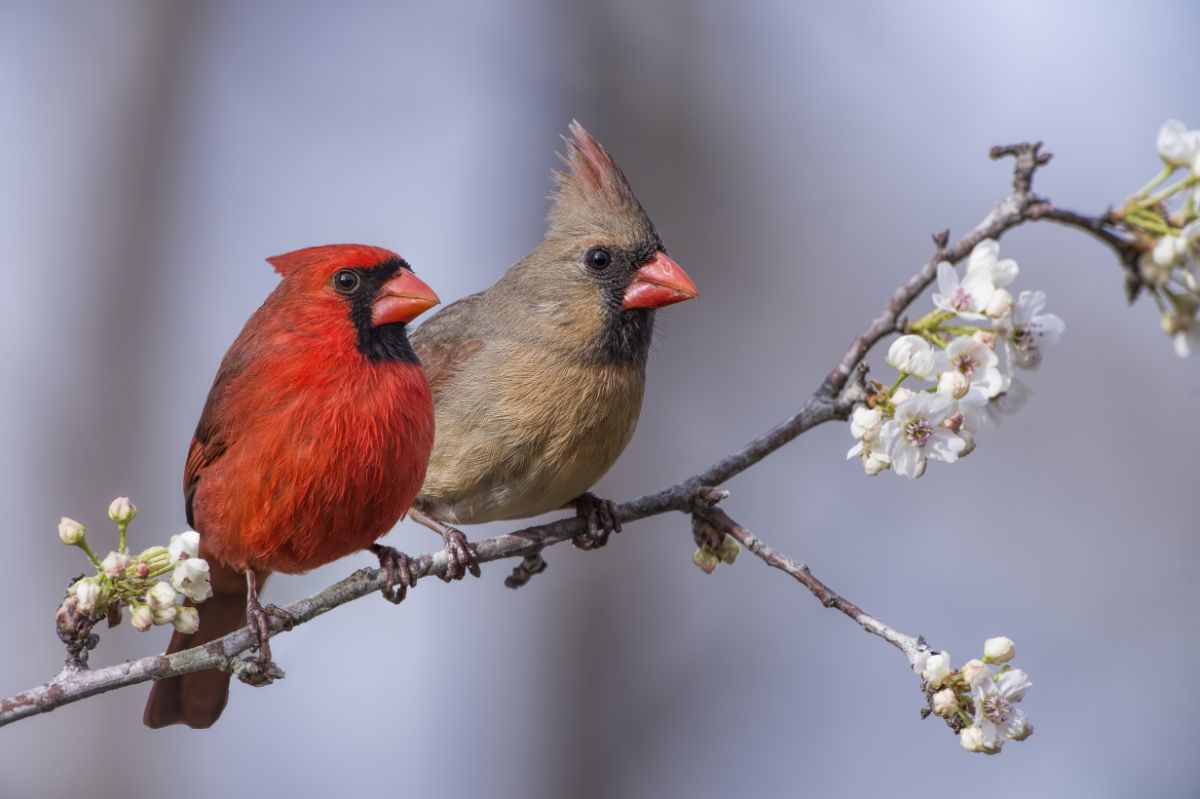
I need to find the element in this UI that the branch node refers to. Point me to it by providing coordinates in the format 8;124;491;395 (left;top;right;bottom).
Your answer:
504;551;548;589
231;656;285;687
931;228;950;250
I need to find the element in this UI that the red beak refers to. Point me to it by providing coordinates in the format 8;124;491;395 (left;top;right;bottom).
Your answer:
371;268;440;326
622;251;698;310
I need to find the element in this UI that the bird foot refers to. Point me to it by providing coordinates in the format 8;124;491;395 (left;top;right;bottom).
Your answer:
439;527;482;582
370;543;421;604
572;492;623;550
244;594;292;674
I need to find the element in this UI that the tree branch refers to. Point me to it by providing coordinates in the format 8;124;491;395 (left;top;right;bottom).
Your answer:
0;141;1141;730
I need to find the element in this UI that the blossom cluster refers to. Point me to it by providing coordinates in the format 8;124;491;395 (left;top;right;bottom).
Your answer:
1125;120;1200;356
914;636;1033;755
848;239;1063;478
58;497;212;635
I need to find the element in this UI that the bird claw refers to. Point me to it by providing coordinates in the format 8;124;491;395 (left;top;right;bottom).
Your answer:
370;544;420;604
439;528;481;582
572;492;623;550
245;594;291;671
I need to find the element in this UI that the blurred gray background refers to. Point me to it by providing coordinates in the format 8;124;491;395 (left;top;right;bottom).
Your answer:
2;2;1198;797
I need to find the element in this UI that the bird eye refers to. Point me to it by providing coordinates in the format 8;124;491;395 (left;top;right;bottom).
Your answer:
333;270;361;294
586;247;612;271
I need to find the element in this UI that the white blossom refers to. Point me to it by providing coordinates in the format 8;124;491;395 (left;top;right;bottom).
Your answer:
983;636;1015;664
932;240;1019;320
850;406;883;441
880;393;965;478
1157;119;1197;167
985;378;1029;425
936;336;1005;398
999;291;1064;370
969;668;1033;752
914;650;952;688
172;558;213;602
168;530;200;562
886;335;935;378
983;287;1014;319
151;603;178;625
847;437;891;476
58;517;86;546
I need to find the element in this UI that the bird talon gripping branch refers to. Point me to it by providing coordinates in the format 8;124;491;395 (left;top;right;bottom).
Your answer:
571;492;622;550
370;543;420;604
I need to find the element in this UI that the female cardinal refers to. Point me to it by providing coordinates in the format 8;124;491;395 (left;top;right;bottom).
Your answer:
143;244;439;729
408;122;698;576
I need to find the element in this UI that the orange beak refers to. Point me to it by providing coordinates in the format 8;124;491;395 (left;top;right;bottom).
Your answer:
371;268;440;326
622;251;698;310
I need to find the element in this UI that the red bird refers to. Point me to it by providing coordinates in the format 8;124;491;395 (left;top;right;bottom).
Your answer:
143;244;439;729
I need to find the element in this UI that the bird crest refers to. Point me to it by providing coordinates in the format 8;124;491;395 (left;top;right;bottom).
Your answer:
548;121;650;238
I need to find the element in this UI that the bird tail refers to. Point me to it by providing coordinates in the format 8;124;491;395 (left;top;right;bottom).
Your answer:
142;562;269;729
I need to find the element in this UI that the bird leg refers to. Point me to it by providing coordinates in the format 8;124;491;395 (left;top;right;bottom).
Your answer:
369;543;421;604
243;570;293;666
408;507;481;581
571;492;623;550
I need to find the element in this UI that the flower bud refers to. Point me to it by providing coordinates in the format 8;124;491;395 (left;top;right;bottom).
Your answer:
959;725;996;754
983;636;1015;664
887;335;935;379
130;604;154;632
101;551;130;580
692;548;719;575
1158;119;1192;166
135;561;151;578
71;578;102;614
107;497;138;525
959;658;988;688
930;688;958;717
1009;717;1034;741
173;606;200;635
718;535;740;565
957;430;976;458
984;287;1013;319
973;330;997;350
942;412;965;435
151;603;178;625
863;450;891;476
937;371;969;399
58;517;86;546
891;387;914;404
850;406;883;441
1153;235;1187;268
921;651;952;688
146;581;177;610
168;530;200;562
1162;313;1189;336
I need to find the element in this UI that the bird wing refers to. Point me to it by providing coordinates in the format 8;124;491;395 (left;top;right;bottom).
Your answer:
182;334;259;529
409;291;488;398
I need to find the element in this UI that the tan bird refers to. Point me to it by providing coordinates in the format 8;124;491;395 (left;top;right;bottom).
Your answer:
406;122;698;578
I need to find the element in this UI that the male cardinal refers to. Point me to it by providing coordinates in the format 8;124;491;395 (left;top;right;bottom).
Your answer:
408;122;698;576
143;244;439;729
